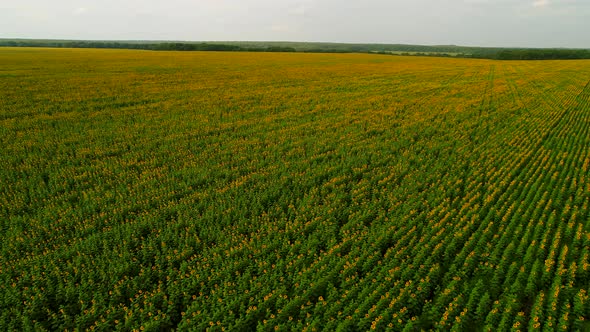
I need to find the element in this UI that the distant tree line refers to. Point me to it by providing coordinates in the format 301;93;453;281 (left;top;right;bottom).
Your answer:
1;39;589;60
0;40;296;53
493;49;590;60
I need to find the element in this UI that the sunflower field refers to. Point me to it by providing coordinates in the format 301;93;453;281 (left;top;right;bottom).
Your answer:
1;48;589;331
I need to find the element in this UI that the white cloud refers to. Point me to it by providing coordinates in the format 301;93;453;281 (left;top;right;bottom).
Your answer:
533;0;549;8
290;5;308;16
288;0;317;16
270;24;292;32
73;7;88;15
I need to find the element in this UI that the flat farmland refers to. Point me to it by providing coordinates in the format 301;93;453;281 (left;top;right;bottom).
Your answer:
1;48;589;331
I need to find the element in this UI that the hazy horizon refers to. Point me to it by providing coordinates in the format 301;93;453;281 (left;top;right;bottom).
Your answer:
2;0;589;49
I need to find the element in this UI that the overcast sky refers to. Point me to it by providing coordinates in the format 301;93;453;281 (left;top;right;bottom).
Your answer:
1;0;589;48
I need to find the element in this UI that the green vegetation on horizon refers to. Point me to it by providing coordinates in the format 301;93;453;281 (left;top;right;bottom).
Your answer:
2;38;590;60
1;48;589;330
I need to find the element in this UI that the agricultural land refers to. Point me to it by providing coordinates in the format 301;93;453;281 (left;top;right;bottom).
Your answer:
0;48;589;331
